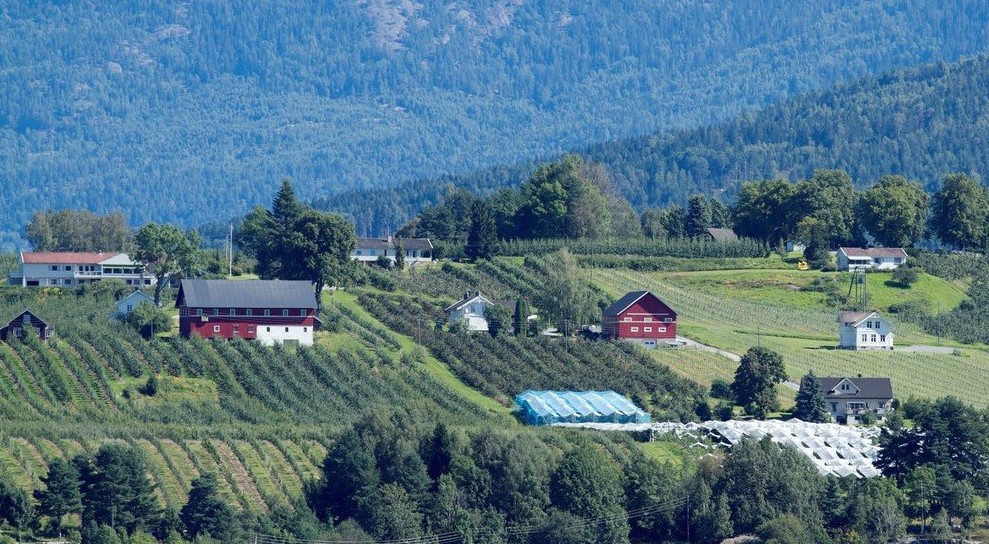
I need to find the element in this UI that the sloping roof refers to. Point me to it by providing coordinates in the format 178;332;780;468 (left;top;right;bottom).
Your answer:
818;377;894;399
176;279;317;309
3;308;46;327
515;390;651;425
444;291;492;312
355;237;433;251
602;291;676;317
118;290;154;306
21;252;131;265
838;247;908;259
706;228;738;242
838;310;880;327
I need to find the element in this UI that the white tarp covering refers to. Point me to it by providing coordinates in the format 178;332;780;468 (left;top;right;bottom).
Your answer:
554;419;882;478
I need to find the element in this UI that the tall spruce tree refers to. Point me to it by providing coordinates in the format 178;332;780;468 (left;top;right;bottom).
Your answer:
465;201;499;260
513;297;529;336
35;457;83;532
793;372;830;422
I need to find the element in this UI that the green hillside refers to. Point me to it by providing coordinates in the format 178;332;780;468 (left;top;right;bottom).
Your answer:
5;1;989;246
333;52;989;229
593;266;989;407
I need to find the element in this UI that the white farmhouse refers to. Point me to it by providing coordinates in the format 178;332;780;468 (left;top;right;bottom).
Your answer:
9;252;153;288
838;311;894;350
114;290;155;318
351;237;433;265
444;291;493;331
837;247;907;271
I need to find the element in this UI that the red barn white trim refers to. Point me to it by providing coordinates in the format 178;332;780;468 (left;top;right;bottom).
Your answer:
602;291;677;348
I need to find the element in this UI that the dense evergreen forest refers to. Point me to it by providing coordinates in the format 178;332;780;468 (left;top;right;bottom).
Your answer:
328;52;989;235
4;1;989;247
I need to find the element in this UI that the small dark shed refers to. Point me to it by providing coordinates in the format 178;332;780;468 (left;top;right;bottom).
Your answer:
0;309;52;342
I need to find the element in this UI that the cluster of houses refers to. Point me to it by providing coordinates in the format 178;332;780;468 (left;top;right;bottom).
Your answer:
3;243;905;424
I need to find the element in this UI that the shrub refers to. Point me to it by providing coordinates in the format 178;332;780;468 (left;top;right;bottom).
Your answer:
890;266;920;287
140;375;160;396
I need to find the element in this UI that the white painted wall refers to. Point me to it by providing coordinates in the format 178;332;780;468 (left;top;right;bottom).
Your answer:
255;324;315;346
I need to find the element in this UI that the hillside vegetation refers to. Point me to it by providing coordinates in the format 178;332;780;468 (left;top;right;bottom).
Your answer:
5;2;989;245
334;52;989;230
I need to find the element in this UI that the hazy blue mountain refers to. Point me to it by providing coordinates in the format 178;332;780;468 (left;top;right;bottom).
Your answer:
3;1;989;246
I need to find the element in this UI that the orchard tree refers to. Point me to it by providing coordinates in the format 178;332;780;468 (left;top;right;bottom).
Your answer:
857;175;929;247
793;372;830;423
132;223;201;306
732;347;788;418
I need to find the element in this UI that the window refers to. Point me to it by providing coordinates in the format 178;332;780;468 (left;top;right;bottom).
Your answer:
861;334;867;342
623;317;632;322
664;317;672;323
630;327;639;332
144;279;151;285
213;325;221;333
284;327;289;332
64;265;72;271
196;309;203;316
233;325;240;334
212;309;218;316
23;314;31;323
866;321;872;328
370;250;376;256
643;327;652;332
266;327;271;332
880;335;886;342
658;327;666;332
871;334;877;342
264;309;270;317
644;317;652;322
303;327;307;332
301;309;306;316
246;309;252;316
229;309;236;316
126;305;133;312
248;326;255;333
50;265;58;271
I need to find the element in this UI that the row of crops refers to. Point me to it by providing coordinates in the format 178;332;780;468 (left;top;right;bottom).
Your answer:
0;317;487;426
595;268;989;407
0;432;328;513
359;291;708;421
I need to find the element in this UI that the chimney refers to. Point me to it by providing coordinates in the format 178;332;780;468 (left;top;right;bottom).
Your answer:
388;235;393;244
464;291;470;300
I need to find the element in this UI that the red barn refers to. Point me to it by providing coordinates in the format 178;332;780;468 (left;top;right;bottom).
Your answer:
602;291;677;348
176;279;320;346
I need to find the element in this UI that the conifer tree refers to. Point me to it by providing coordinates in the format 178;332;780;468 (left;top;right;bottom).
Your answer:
35;457;83;532
793;372;830;423
465;201;499;260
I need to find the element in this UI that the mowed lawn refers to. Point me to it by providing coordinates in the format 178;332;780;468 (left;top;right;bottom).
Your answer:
594;267;989;408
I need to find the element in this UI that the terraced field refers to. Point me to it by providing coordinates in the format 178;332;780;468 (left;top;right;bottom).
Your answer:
595;268;989;407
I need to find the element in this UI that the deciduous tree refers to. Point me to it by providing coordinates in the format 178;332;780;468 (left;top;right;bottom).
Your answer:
929;173;989;250
857;175;929;247
132;223;201;306
732;347;787;418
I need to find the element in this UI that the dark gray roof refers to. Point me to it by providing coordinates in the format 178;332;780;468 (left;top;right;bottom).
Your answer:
603;290;676;317
706;228;738;242
818;377;894;399
176;279;317;309
444;291;492;312
355;237;432;251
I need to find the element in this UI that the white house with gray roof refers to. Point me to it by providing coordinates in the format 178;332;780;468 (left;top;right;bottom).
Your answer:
444;291;493;331
838;310;894;350
352;237;433;265
818;376;894;424
837;247;908;271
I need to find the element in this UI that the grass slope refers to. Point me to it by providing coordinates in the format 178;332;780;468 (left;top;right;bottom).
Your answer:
594;266;989;407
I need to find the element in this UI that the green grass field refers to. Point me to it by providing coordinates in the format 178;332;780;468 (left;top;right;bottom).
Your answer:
594;267;989;407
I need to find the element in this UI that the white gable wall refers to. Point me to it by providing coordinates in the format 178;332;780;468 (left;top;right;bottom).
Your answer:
839;316;894;350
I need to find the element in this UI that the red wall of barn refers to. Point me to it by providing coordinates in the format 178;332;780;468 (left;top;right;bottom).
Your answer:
603;296;676;340
178;307;317;340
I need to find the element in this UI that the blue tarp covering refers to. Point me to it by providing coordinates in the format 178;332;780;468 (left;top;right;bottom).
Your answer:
515;390;651;426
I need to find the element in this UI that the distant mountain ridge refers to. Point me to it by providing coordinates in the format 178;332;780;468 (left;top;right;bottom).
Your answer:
3;1;989;246
330;53;989;234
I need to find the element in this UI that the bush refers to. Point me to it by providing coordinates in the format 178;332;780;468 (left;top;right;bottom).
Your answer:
140;374;160;396
890;266;920;287
710;379;733;400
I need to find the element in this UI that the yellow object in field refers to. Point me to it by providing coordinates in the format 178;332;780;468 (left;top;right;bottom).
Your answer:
797;260;809;270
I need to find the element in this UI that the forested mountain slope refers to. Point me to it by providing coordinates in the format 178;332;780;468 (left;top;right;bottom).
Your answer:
332;52;989;231
3;1;989;246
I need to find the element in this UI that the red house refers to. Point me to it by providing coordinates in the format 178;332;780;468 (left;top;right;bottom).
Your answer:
176;279;320;346
602;291;677;348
